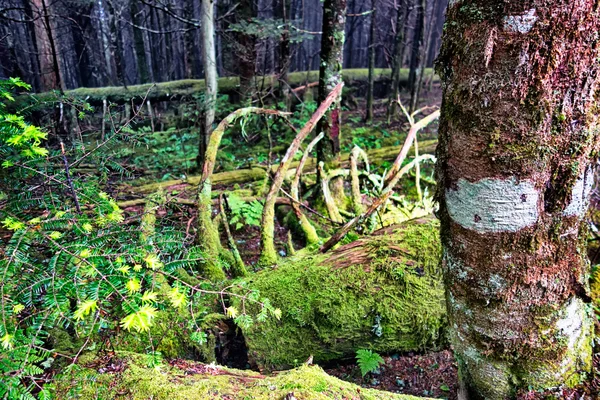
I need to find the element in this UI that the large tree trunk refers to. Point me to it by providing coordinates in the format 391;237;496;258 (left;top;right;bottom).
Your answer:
198;0;218;168
436;2;600;398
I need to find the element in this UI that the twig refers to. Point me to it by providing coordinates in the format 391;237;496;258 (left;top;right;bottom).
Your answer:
60;141;81;214
320;110;440;253
290;132;324;245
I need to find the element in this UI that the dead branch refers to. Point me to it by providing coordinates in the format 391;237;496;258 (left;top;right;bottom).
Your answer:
258;82;344;265
320;110;440;253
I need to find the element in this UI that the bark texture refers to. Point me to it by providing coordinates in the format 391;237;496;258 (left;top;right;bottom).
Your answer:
387;0;408;119
365;0;377;123
436;2;600;398
198;0;218;168
316;0;347;168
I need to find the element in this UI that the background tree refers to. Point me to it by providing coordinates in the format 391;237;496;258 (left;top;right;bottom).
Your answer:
198;0;217;167
1;0;448;96
365;0;376;123
386;0;409;120
407;0;425;113
315;0;346;178
436;2;600;398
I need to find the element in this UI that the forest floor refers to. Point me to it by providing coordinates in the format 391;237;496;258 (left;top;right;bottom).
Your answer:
24;84;600;399
102;88;600;399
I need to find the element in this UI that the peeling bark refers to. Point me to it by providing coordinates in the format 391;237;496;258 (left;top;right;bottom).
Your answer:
436;2;600;398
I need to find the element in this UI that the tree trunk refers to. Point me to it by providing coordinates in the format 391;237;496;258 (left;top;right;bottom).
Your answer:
408;0;425;113
275;0;292;108
237;0;257;102
364;0;376;123
316;0;346;183
436;2;600;398
198;0;218;168
386;0;407;120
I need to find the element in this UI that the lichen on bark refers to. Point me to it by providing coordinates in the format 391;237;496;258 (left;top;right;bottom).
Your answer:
436;1;600;398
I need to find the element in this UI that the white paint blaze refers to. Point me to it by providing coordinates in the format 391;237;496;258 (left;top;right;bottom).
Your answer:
563;167;594;217
503;8;538;33
446;177;539;233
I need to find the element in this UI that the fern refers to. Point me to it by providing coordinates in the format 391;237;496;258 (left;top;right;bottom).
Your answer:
227;193;264;229
356;349;385;377
0;78;281;399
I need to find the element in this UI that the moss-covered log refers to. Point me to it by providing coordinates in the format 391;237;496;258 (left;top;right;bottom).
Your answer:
123;140;438;196
13;68;436;109
55;352;433;399
235;218;445;370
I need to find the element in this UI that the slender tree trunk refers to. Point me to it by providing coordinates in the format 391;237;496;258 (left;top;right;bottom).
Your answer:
238;0;257;102
365;0;376;123
386;0;407;120
275;0;291;108
436;3;600;398
35;0;62;92
197;0;218;168
408;0;425;113
415;0;435;102
316;0;347;174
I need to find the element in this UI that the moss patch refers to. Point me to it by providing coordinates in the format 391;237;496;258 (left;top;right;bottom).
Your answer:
54;352;433;399
13;68;438;108
235;218;446;370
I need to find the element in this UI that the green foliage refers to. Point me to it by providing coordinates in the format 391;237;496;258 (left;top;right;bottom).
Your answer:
0;78;48;165
356;349;385;377
0;79;278;399
227;193;264;230
233;220;446;370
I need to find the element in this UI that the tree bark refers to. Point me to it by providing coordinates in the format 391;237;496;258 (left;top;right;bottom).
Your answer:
275;0;292;108
408;0;425;113
386;0;407;120
198;0;218;168
365;0;376;123
316;0;347;196
436;2;600;398
237;0;257;102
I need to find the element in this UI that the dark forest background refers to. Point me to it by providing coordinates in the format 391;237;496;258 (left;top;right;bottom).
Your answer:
0;0;448;92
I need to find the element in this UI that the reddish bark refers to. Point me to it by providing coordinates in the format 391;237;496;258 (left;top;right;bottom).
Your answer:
436;1;600;398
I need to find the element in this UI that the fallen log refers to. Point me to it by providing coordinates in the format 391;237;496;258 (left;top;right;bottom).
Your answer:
12;68;438;109
234;218;445;370
117;196;292;209
54;352;434;399
121;140;438;196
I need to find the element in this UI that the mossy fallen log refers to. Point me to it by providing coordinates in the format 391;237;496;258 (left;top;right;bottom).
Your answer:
55;352;433;399
234;218;445;370
123;140;438;195
13;68;437;109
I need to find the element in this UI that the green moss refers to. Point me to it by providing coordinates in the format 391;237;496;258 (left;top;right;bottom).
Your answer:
235;219;446;370
54;351;432;399
13;69;438;109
